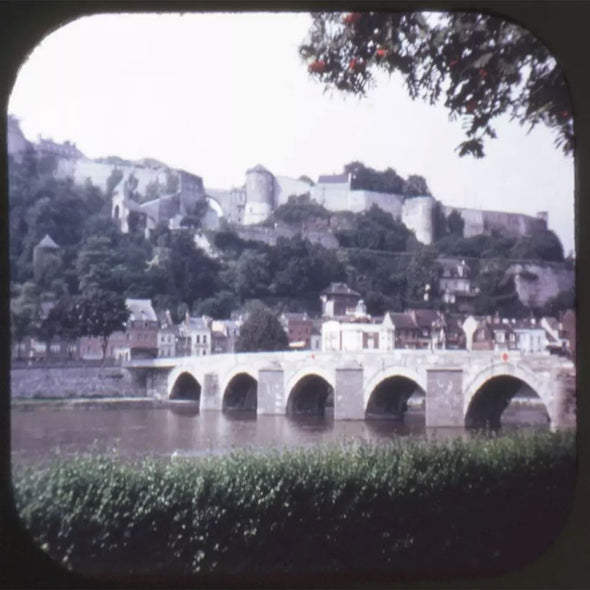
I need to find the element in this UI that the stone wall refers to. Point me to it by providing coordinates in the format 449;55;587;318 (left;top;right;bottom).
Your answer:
443;205;547;239
235;226;339;249
10;366;146;399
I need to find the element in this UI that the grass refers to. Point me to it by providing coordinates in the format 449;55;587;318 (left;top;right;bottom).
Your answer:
11;430;576;578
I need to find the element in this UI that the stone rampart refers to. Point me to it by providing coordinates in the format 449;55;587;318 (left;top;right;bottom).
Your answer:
235;226;339;249
443;205;547;239
10;366;146;399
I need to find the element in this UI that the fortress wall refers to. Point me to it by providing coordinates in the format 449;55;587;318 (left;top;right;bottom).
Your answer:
402;196;436;244
310;184;355;211
54;159;168;196
442;206;485;238
235;226;339;249
443;206;547;239
274;176;313;207
506;263;575;308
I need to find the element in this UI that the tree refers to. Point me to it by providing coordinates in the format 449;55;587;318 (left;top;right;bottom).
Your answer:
509;229;564;262
447;209;465;237
403;174;431;197
73;289;129;361
300;12;573;157
234;250;272;300
235;302;289;352
10;282;39;359
194;290;238;319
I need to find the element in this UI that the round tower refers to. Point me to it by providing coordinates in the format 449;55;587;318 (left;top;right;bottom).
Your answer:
244;164;275;225
401;195;436;245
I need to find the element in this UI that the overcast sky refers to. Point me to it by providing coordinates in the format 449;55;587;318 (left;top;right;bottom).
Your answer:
8;12;575;254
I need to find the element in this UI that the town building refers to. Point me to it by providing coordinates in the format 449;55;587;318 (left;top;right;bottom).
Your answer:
177;315;211;357
388;312;422;349
407;309;447;349
438;258;478;312
211;319;240;354
320;283;362;318
322;313;395;352
157;310;178;358
280;312;313;349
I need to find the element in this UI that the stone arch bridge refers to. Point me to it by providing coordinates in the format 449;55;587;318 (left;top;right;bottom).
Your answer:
125;350;575;429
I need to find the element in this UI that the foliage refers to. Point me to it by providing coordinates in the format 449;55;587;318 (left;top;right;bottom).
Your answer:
266;194;331;226
405;246;440;305
403;174;432;197
335;205;412;251
13;430;575;576
509;229;564;262
10;282;40;355
193;290;239;319
300;12;573;157
446;209;465;237
166;231;221;310
270;235;346;298
235;302;289;352
234;250;272;300
473;262;530;317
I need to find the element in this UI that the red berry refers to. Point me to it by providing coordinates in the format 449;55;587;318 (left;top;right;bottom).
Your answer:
479;68;487;79
449;58;459;67
349;57;364;72
342;12;362;25
308;60;327;74
375;47;387;58
561;109;570;118
466;101;477;113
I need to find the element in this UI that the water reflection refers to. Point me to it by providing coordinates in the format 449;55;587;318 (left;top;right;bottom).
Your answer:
11;401;551;464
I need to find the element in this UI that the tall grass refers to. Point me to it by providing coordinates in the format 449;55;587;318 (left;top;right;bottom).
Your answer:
12;430;576;577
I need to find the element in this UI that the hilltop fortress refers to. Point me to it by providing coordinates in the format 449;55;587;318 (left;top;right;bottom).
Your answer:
8;117;548;245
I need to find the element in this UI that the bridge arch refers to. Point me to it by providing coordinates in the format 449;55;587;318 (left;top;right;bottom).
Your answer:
364;368;426;420
463;362;552;428
222;371;258;412
286;369;335;417
169;370;201;402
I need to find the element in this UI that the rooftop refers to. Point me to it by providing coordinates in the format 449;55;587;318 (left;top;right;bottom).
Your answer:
126;299;158;322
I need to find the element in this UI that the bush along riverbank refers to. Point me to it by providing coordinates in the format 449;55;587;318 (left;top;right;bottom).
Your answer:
12;430;576;580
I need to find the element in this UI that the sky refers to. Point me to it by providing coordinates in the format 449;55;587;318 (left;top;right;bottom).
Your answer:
8;12;575;255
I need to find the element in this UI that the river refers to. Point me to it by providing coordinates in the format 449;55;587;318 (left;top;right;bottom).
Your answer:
11;398;550;464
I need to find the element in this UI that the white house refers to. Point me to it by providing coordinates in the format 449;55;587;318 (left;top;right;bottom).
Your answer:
178;315;211;356
322;313;395;352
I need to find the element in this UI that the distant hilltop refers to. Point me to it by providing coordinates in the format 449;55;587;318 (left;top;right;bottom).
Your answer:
8;115;548;245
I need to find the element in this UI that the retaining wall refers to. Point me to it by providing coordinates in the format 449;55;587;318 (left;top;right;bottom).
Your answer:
10;366;146;399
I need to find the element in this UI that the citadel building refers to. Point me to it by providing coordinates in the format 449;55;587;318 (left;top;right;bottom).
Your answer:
8;117;549;246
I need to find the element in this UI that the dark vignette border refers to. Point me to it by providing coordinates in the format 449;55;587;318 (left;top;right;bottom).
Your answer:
0;1;587;588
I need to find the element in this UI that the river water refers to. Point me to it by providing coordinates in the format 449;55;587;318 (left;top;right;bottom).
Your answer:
11;400;550;464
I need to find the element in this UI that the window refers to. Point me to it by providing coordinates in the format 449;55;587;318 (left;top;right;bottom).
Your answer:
203;335;207;344
197;335;201;344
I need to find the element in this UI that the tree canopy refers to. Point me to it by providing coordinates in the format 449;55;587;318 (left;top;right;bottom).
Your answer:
235;302;290;352
300;11;573;157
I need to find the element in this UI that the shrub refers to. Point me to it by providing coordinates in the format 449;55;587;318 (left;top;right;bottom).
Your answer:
12;430;576;578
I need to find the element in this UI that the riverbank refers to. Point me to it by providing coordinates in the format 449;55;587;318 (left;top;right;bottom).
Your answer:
10;397;192;411
12;430;576;581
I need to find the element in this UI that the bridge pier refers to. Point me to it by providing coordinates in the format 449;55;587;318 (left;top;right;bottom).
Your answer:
201;372;220;410
425;368;464;428
257;365;285;415
334;364;364;420
551;369;576;429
